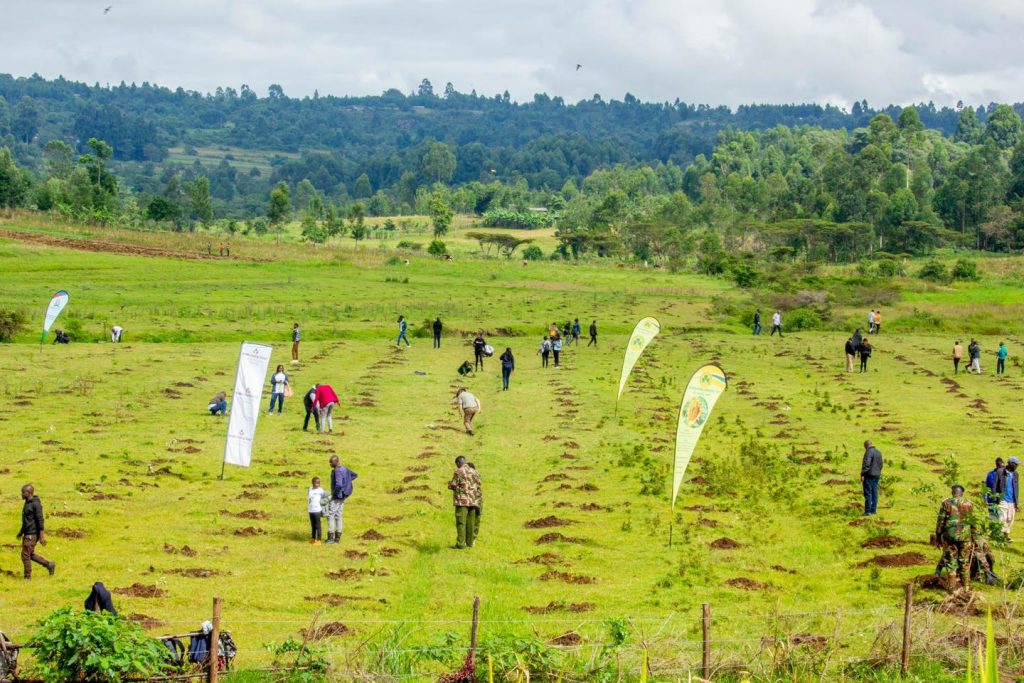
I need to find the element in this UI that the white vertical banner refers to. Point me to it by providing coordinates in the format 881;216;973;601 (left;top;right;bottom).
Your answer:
223;342;273;469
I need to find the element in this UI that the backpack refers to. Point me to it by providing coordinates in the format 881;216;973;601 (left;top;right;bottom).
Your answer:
219;632;238;663
162;638;186;669
0;632;17;681
188;634;209;664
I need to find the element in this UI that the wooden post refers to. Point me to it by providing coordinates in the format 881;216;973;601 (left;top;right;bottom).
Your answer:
702;602;711;681
900;582;913;675
469;596;481;656
209;597;222;683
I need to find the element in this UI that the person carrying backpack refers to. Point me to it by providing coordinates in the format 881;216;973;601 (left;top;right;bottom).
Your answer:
326;455;358;544
396;316;410;347
859;339;872;373
539;336;551;367
499;347;515;390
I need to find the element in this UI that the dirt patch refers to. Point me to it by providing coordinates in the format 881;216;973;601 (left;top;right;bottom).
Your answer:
535;533;585;545
857;552;930;568
710;537;742;550
698;518;719;528
516;553;564;566
861;536;906;549
243;483;271;489
222;509;271;520
53;528;85;539
525;516;578;528
234;527;266;537
377;515;405;524
163;388;182;399
539;570;596;585
115;583;168;598
358;530;387;541
305;593;383;606
163;544;198;557
578;503;610;511
563;441;579;449
542;473;574;482
549;631;582;646
523;601;594;614
726;577;770;591
849;517;894;528
771;565;797;575
301;622;352;640
577;483;599;491
167;568;223;578
277;470;306;478
345;550;369;560
90;492;122;501
240;491;264;500
379;547;401;557
326;568;362;581
824;479;849;486
51;511;83;518
127;613;166;629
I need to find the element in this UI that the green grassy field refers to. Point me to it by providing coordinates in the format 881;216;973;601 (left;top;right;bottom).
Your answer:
0;216;1023;681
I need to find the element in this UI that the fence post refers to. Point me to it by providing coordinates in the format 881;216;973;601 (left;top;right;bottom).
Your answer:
702;602;711;681
901;582;913;675
470;596;481;657
209;597;223;683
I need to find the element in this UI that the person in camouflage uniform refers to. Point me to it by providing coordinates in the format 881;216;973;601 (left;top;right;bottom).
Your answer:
934;485;977;589
971;536;999;586
448;456;482;549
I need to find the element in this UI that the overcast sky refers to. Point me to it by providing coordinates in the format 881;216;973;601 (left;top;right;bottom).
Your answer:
3;0;1024;108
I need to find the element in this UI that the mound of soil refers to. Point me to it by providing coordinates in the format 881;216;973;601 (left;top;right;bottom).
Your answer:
401;474;421;483
824;479;849;486
90;492;122;501
302;622;352;640
771;565;797;575
549;631;582;646
163;544;198;557
326;568;362;581
240;491;264;500
377;515;405;524
51;511;83;518
525;516;578;528
221;509;270;520
857;552;930;568
163;388;182;399
543;435;559;442
539;570;596;585
390;484;431;494
406;465;429;473
243;483;271;489
515;553;564;566
277;470;306;478
861;536;906;549
542;473;574;482
577;483;599;491
358;530;387;541
535;533;584;545
578;503;610;511
726;577;769;591
115;583;168;598
563;441;580;449
345;550;369;560
710;537;742;550
127;613;166;629
41;439;62;445
167;568;223;578
523;601;594;614
53;528;85;539
379;547;401;557
304;593;381;606
698;518;719;528
234;527;266;537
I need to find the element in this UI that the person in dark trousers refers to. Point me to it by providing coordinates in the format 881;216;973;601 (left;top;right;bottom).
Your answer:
473;333;486;371
85;582;117;614
499;347;515;390
291;323;301;362
448;456;482;549
396;316;410;347
17;484;55;579
859;339;872;373
851;328;863;352
860;440;883;515
953;340;963;375
302;385;320;431
539;336;551;367
845;337;856;372
562;321;572;340
753;309;762;335
770;310;783;337
432;317;443;349
552;335;563;366
997;342;1008;375
587;320;598;346
570;319;581;345
985;457;1006;520
467;462;482;543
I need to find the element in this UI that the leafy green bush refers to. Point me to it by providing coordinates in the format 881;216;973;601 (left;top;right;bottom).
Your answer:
0;308;26;342
951;258;979;281
384;256;403;266
396;241;422;251
28;607;170;682
265;636;329;682
521;245;543;260
480;208;551;229
731;262;759;288
875;258;905;277
427;240;447;258
918;260;950;283
785;307;827;330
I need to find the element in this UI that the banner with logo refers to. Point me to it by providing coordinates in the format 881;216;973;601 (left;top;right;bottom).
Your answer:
616;317;661;403
41;290;69;343
671;364;727;507
223;342;273;468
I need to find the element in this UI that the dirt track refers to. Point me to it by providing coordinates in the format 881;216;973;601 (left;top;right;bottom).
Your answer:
0;229;257;261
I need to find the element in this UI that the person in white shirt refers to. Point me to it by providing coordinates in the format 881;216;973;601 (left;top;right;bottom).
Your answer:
868;310;876;334
268;364;288;414
770;310;783;337
110;325;123;342
307;476;327;545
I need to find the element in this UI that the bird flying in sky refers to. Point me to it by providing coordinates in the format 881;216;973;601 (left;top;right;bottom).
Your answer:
104;5;112;14
575;64;582;71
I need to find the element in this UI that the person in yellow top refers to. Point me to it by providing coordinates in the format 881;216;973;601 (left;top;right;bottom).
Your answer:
953;340;964;375
873;310;881;334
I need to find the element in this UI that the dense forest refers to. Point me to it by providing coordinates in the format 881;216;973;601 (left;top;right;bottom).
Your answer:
1;72;1024;265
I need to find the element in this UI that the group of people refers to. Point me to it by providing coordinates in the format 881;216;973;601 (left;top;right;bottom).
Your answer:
305;456;358;544
752;309;783;337
953;340;1009;375
844;330;873;372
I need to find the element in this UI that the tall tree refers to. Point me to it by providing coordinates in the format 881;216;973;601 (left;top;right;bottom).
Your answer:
267;181;291;225
422;142;456;184
428;191;453;237
189;176;214;227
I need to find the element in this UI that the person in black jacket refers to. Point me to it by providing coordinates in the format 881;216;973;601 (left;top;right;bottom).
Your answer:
302;385;320;432
860;440;883;515
859;339;872;373
499;348;515;390
473;333;486;371
753;309;762;335
587;320;598;347
845;337;856;372
432;317;443;349
17;484;55;579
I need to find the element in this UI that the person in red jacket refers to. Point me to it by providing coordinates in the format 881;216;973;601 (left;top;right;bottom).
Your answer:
314;384;339;433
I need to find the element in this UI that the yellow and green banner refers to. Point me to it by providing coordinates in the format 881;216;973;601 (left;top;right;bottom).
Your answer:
616;317;661;404
672;364;727;507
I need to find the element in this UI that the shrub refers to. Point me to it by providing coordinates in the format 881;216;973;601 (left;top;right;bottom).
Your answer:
480;208;551;229
918;260;949;283
384;256;403;266
396;241;422;251
951;258;979;281
0;308;26;342
785;307;827;331
876;258;905;277
522;245;543;261
29;607;170;683
427;240;448;258
731;262;759;288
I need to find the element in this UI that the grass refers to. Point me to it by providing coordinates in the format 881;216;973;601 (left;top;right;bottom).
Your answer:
0;214;1023;680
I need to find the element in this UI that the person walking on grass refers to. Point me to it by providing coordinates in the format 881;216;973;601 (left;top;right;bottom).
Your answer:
860;439;883;515
473;332;487;371
268;364;288;414
448;456;482;549
953;340;964;375
851;328;863;353
499;347;515;390
868;309;876;334
845;336;856;372
999;457;1019;539
454;388;481;435
432;317;443;349
858;338;872;373
985;458;1006;521
539;336;551;368
307;476;327;545
17;484;55;580
314;384;340;433
549;322;559;339
326;455;358;545
968;340;982;374
552;335;563;367
396;316;410;347
571;319;581;346
587;320;598;347
302;385;320;431
291;323;301;363
770;310;783;337
753;309;762;335
208;391;228;416
934;484;977;590
873;310;882;334
997;342;1008;375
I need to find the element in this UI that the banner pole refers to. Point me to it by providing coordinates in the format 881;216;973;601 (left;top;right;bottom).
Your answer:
668;518;673;548
220;459;226;481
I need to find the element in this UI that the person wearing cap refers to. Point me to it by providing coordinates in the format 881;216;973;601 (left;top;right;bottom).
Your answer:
860;439;883;516
985;457;1006;520
934;484;977;590
1000;457;1019;538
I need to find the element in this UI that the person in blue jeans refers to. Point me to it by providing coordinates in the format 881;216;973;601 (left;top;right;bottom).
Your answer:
268;364;288;414
860;439;883;515
208;391;228;416
499;347;515;390
396;316;410;347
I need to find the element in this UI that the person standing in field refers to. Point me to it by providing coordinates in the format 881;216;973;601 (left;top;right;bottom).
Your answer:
268;364;288;414
845;336;856;372
326;455;358;544
753;309;762;335
851;328;863;352
208;391;228;416
448;456;482;549
552;334;563;367
587;320;598;347
570;319;581;346
314;384;340;433
454;388;481;435
953;340;964;375
860;439;883;516
873;310;882;334
302;384;320;431
291;323;301;363
985;457;1006;521
499;347;515;390
473;332;487;371
934;484;976;590
539;336;551;367
467;462;482;543
770;310;783;337
396;316;410;347
859;338;872;373
867;309;876;334
549;322;559;338
999;457;1019;539
17;484;55;579
307;476;326;545
432;317;443;349
997;342;1008;375
968;340;982;374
